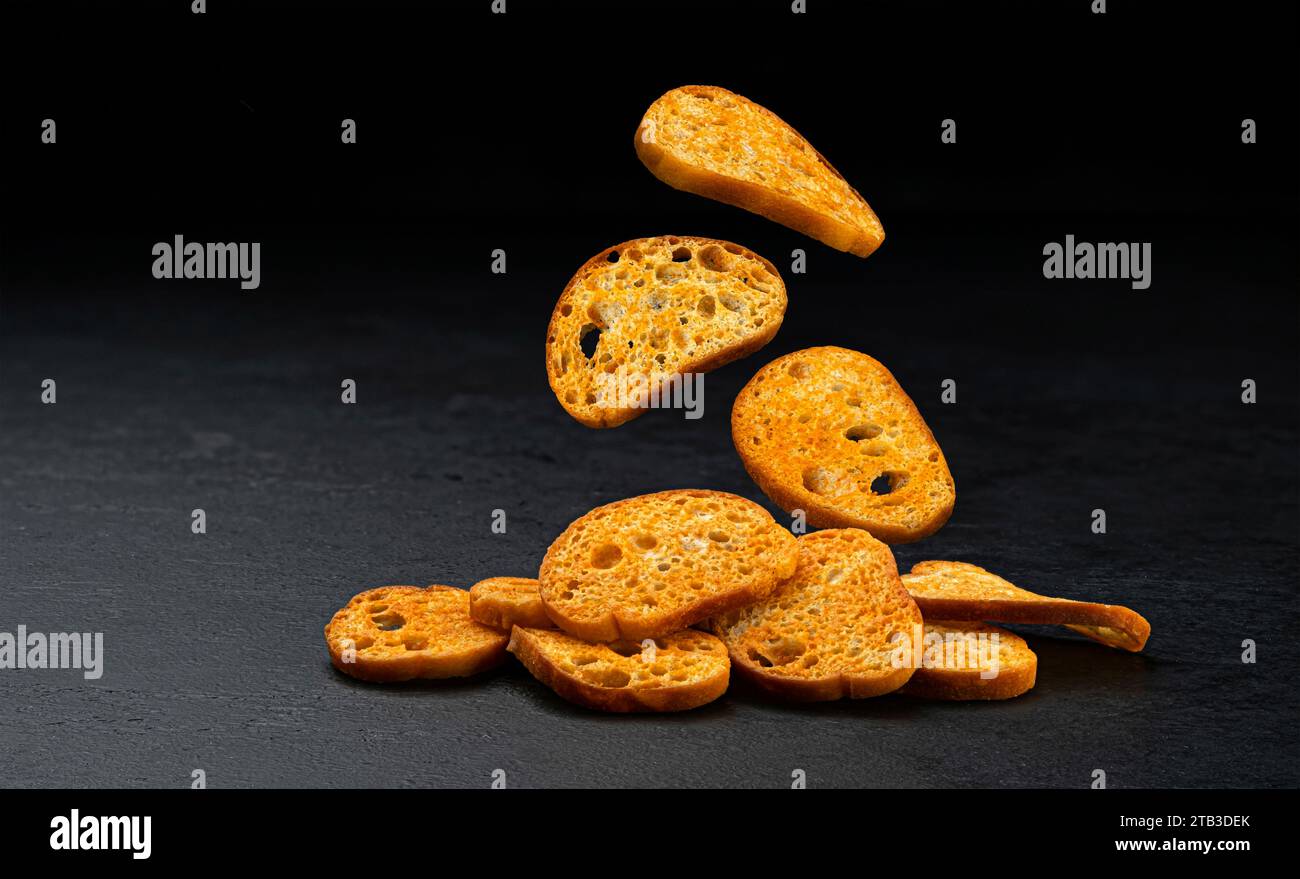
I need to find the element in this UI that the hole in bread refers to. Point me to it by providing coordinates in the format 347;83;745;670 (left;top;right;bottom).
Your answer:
802;467;837;496
871;471;909;495
579;666;631;688
718;293;744;313
590;543;623;569
671;246;692;262
574;654;598;666
607;250;620;263
696;294;716;317
788;361;812;379
368;603;389;613
371;611;405;631
609;641;641;658
762;637;806;666
929;451;940;462
698;244;730;271
351;635;374;650
560;303;572;317
707;530;730;543
845;424;883;442
579;324;601;359
633;534;658;551
564;390;577;404
403;636;428;651
656;263;686;284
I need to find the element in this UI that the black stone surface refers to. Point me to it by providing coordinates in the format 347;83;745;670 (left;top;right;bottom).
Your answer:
2;220;1297;788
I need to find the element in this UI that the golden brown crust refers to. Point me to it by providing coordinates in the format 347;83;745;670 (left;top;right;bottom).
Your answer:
539;489;799;642
468;577;554;631
898;621;1037;701
731;346;955;544
710;529;922;701
545;235;786;429
324;585;509;682
903;561;1151;652
635;85;884;258
507;626;730;713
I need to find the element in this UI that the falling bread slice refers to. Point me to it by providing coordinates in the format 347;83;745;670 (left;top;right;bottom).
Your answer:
508;626;730;713
899;621;1037;701
539;489;799;642
324;585;509;682
731;346;955;544
469;577;554;631
635;86;884;258
903;561;1151;652
709;529;922;701
546;235;786;428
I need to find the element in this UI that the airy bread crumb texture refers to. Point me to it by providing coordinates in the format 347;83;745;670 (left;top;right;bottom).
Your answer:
546;235;785;428
324;585;509;682
899;621;1037;701
468;577;554;631
636;86;884;257
508;626;730;713
903;560;1151;651
732;346;955;544
711;529;922;701
539;489;799;642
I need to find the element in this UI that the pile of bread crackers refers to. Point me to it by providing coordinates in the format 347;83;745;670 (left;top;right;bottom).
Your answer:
325;86;1149;711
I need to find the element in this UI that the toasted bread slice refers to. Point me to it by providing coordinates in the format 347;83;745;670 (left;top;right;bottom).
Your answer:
539;489;799;642
899;621;1037;701
710;529;922;701
635;86;884;258
546;235;786;428
468;576;553;631
731;346;955;544
903;561;1151;652
508;626;729;713
324;585;509;682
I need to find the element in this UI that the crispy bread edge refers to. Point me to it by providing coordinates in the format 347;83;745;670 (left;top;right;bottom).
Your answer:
635;86;884;258
507;627;729;713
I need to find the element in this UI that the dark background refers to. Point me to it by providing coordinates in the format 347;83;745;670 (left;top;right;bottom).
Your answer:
1;1;1297;787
